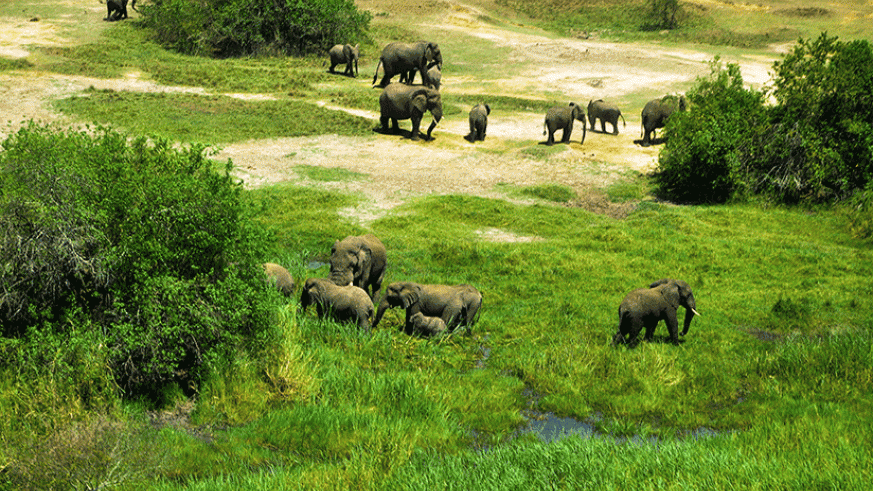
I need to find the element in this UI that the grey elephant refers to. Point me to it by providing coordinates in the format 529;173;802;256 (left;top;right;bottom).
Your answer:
379;84;443;141
613;278;700;346
400;64;440;90
409;312;448;336
327;44;360;77
328;234;387;300
103;0;135;21
587;99;626;134
263;262;295;297
373;282;482;335
640;95;687;146
300;278;374;330
543;102;587;146
372;41;442;88
467;103;491;142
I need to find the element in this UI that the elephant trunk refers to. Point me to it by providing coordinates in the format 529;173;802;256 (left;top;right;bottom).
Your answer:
681;300;697;336
426;105;442;140
373;298;391;328
329;269;354;287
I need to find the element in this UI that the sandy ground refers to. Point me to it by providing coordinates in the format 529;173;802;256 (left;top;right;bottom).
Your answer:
0;0;780;223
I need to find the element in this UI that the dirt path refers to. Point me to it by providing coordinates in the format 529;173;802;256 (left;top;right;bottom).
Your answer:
0;0;780;223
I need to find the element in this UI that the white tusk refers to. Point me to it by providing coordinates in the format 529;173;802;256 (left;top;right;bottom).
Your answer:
691;308;701;317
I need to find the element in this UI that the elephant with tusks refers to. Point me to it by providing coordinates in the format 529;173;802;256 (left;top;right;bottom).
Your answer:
613;278;700;346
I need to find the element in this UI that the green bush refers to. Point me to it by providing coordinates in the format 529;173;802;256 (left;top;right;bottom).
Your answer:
0;123;273;398
138;0;372;57
739;34;873;202
653;59;766;203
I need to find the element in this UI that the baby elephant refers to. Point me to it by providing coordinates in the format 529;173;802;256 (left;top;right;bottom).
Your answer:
587;99;626;134
613;278;700;346
409;312;448;336
543;102;586;145
374;281;482;335
263;262;295;297
467;103;491;142
300;277;374;331
327;43;360;77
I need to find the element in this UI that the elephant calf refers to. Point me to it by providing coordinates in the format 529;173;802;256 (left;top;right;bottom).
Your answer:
327;44;359;77
300;277;375;331
374;281;482;335
467;103;491;142
613;278;700;346
543;102;586;146
587;99;626;135
263;262;295;297
409;312;447;336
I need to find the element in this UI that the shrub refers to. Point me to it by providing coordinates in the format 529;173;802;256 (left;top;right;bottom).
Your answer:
138;0;372;57
739;34;873;202
653;59;766;203
0;123;273;398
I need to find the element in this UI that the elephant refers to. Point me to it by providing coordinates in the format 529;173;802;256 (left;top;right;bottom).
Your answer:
467;103;491;142
640;95;687;146
612;278;700;346
327;44;360;77
409;312;448;336
587;99;626;134
103;0;135;21
401;64;441;90
300;278;374;330
328;234;387;300
379;83;443;141
263;262;295;297
373;282;482;335
543;102;586;146
372;41;442;88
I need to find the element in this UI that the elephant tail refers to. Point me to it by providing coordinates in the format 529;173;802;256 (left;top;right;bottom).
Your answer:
372;59;383;86
620;113;626;127
543;121;547;136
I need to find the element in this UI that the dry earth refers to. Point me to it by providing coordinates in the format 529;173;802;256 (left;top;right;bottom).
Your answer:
0;0;781;223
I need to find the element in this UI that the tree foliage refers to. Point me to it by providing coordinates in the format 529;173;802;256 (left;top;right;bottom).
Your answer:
0;123;273;397
654;34;873;205
138;0;372;57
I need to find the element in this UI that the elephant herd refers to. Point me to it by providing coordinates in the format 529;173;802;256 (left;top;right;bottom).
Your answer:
263;235;699;345
264;234;483;337
328;40;687;147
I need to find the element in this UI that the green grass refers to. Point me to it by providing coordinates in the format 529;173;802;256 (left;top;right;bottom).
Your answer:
53;88;374;144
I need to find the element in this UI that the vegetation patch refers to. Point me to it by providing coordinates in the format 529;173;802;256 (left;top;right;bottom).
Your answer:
54;89;374;144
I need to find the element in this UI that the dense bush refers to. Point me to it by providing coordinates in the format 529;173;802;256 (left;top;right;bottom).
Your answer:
138;0;372;57
653;59;766;203
655;34;873;204
0;123;273;397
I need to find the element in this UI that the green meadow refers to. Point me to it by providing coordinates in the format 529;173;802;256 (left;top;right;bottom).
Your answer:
2;0;873;489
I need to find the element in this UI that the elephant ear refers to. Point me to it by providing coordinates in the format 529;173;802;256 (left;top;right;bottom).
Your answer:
660;282;682;310
399;284;421;309
649;278;671;288
343;44;352;58
411;92;429;115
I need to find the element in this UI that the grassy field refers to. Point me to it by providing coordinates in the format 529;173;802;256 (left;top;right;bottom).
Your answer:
2;0;873;489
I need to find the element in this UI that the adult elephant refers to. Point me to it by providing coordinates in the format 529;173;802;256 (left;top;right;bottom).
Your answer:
300;278;374;331
467;103;491;142
543;102;586;146
328;234;387;300
640;95;687;146
612;278;700;346
379;84;443;141
372;41;442;88
327;44;359;77
373;282;482;335
263;262;295;297
587;99;626;134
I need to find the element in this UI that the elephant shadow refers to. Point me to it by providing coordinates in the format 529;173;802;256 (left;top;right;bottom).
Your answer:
634;137;667;146
328;71;356;78
621;334;687;348
373;126;434;141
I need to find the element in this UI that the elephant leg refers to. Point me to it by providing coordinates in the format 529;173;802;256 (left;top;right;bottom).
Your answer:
643;320;659;341
665;311;680;344
601;121;607;133
410;117;422;141
546;129;556;145
561;121;573;143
